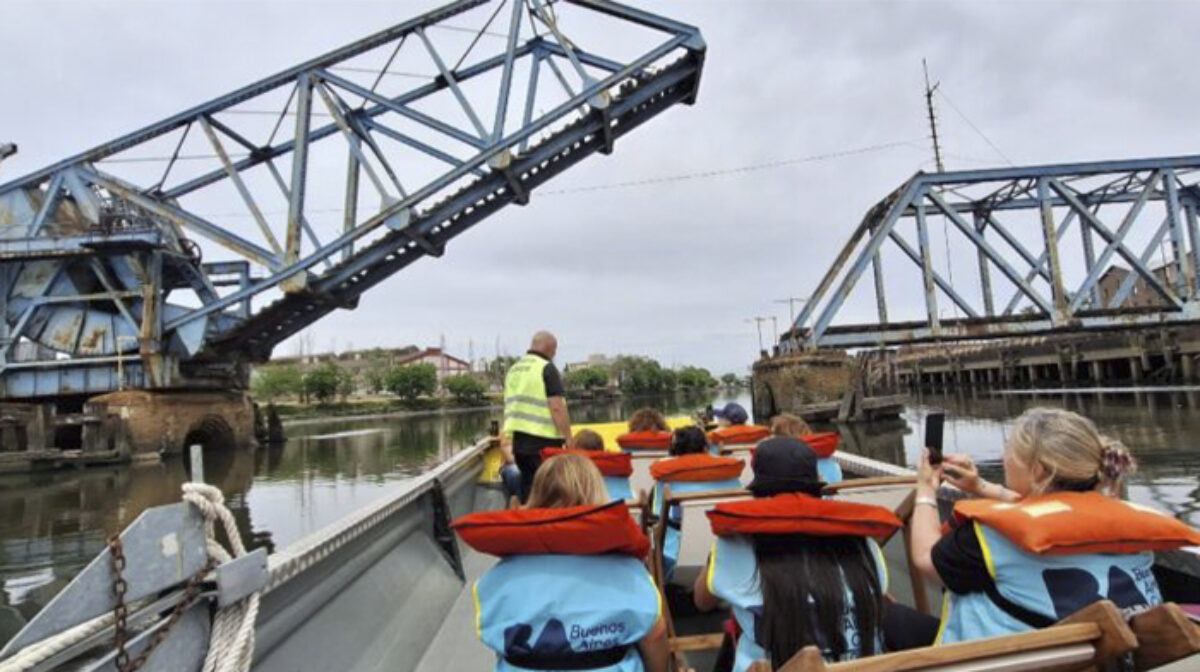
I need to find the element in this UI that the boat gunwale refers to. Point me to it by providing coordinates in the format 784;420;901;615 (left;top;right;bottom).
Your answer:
263;435;494;592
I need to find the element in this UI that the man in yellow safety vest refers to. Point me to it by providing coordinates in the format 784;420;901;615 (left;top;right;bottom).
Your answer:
503;331;572;502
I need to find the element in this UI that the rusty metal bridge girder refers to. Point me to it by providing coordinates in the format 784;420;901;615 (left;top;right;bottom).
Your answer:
789;156;1200;351
0;0;705;399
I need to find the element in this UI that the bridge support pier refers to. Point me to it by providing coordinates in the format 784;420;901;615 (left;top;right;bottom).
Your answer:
83;389;256;456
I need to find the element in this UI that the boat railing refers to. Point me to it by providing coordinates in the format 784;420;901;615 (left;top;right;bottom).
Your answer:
265;434;494;591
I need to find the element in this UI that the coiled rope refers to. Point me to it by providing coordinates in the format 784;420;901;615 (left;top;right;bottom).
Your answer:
181;483;260;672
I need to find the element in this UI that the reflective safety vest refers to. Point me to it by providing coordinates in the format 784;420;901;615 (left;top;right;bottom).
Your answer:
705;493;896;670
935;492;1200;644
454;502;660;672
503;354;561;439
650;455;745;581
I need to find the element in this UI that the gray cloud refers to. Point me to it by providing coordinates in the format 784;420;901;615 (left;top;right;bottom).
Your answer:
3;0;1197;374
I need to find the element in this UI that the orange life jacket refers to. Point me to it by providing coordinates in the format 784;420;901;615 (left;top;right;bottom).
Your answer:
801;431;839;458
952;491;1200;556
539;447;634;478
650;453;745;483
707;492;902;541
748;432;841;458
708;425;770;446
616;430;673;450
453;500;650;558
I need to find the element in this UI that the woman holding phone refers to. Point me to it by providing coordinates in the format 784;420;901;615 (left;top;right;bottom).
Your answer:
910;407;1200;644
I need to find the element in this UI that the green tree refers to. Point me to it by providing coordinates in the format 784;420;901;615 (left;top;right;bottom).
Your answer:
677;366;716;389
303;362;345;404
252;364;303;402
611;355;671;395
444;374;487;405
564;366;608;391
362;355;390;394
720;372;741;388
385;363;438;402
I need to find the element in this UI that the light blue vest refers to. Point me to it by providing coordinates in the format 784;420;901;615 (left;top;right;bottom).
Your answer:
604;476;634;503
708;535;887;671
937;522;1161;644
475;554;661;672
817;458;843;484
653;478;742;581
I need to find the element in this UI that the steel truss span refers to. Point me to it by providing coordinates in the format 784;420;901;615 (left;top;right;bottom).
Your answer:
789;156;1200;351
0;0;705;399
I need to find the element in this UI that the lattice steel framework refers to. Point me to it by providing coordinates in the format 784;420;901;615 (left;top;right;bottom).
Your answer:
0;0;705;399
790;156;1200;350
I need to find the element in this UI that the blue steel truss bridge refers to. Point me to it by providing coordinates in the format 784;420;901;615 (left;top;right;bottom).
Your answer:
0;0;704;402
789;156;1200;351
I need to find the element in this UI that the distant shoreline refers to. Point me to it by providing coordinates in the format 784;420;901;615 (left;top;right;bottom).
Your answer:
281;401;502;427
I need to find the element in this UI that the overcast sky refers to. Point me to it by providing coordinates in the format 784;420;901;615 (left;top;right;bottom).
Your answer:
3;1;1197;375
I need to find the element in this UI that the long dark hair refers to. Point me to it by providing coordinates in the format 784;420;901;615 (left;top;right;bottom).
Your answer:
752;533;883;666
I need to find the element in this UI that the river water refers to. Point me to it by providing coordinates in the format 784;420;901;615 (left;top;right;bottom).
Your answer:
1;387;1199;643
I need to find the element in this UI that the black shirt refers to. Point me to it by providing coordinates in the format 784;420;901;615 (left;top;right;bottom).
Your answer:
931;520;992;594
512;351;565;456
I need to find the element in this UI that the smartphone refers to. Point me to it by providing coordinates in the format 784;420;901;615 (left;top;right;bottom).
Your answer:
925;411;945;466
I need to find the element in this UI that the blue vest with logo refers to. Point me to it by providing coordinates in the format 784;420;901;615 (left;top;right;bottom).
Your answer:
475;554;661;672
936;522;1161;644
654;478;742;581
817;458;843;484
708;535;887;671
604;476;634;503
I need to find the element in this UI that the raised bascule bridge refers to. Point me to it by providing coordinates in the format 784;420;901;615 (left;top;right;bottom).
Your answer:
0;0;705;463
755;156;1200;418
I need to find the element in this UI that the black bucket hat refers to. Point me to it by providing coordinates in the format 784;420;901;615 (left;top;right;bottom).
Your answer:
748;436;824;497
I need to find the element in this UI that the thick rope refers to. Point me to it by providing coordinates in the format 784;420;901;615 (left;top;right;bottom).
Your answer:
0;612;115;672
181;483;260;672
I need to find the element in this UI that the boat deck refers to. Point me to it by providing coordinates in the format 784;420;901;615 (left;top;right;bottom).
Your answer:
415;549;498;672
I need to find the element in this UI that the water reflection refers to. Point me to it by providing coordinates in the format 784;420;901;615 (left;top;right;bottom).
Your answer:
0;392;731;644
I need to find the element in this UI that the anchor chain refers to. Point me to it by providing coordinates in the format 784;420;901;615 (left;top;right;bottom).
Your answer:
108;534;216;672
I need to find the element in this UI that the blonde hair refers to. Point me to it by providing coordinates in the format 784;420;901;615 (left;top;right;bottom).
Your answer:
770;413;812;438
1008;407;1136;496
568;429;604;452
527;453;608;508
628;407;669;432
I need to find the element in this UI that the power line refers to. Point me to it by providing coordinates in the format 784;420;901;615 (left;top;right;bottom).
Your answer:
936;87;1016;167
181;139;920;219
537;140;919;196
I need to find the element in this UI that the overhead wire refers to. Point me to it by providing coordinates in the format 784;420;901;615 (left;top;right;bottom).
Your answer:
187;139;921;219
936;87;1015;167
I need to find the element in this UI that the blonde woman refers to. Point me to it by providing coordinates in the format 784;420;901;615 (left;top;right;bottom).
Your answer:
457;453;670;672
911;407;1200;644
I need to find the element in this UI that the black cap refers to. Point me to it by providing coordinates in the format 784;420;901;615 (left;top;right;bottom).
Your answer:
748;437;823;497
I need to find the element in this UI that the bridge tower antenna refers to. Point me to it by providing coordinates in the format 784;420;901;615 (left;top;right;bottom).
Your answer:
923;59;945;173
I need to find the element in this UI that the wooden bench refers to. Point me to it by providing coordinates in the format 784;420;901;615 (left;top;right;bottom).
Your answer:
778;600;1137;672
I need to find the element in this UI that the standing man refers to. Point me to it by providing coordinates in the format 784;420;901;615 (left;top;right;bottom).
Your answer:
503;331;571;502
